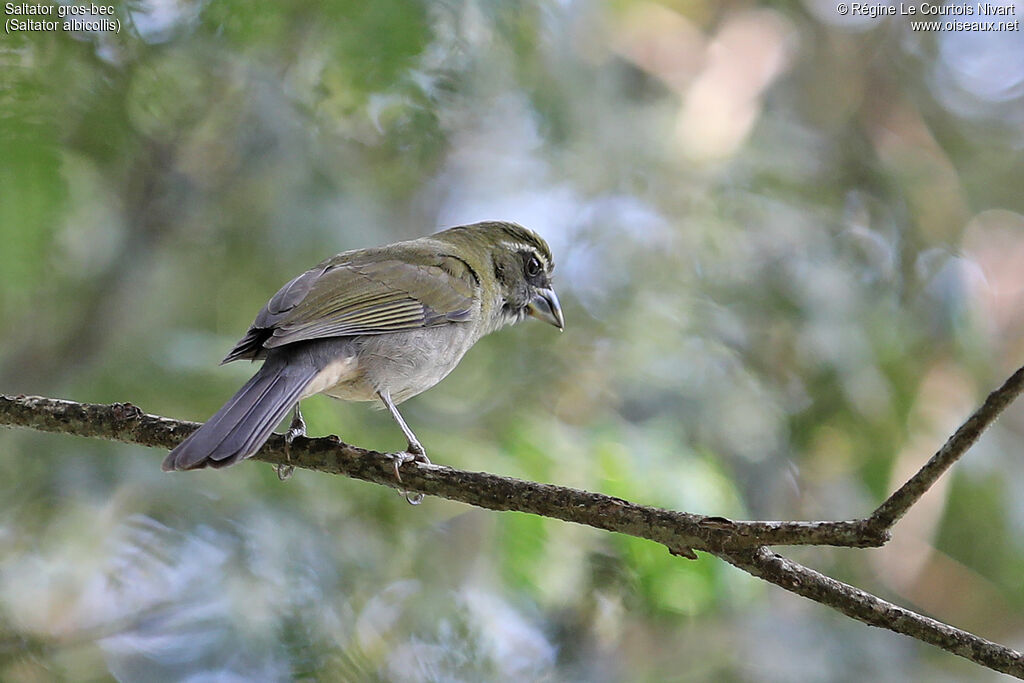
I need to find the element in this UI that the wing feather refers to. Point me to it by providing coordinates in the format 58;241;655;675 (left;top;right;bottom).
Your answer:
224;253;478;355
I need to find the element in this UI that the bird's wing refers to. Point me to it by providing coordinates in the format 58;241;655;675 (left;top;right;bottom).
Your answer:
223;254;478;361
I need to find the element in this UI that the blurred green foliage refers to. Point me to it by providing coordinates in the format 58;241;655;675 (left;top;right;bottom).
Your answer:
3;0;1024;680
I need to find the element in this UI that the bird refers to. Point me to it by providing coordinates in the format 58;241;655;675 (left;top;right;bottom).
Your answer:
162;220;563;476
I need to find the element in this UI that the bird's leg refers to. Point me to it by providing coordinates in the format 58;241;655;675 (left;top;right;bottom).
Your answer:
277;403;306;481
378;390;429;504
286;403;307;442
378;390;429;465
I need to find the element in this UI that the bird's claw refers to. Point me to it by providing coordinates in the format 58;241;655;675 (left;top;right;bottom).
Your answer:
276;415;306;481
389;446;430;505
274;450;294;483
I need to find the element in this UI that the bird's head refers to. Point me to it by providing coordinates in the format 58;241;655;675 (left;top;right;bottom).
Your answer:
436;221;564;333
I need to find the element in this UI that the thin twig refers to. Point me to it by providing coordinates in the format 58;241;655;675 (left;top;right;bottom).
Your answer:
868;365;1024;530
721;547;1024;678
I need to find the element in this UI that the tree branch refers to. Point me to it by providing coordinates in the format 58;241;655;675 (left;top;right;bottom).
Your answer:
2;372;1024;677
0;394;884;554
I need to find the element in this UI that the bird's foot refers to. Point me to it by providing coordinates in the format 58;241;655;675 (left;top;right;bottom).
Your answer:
389;443;430;505
276;411;307;481
389;445;431;480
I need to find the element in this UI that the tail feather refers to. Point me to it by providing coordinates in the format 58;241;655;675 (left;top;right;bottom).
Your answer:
205;369;312;468
163;359;318;471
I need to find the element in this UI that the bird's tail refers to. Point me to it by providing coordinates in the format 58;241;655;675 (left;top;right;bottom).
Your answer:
162;357;318;471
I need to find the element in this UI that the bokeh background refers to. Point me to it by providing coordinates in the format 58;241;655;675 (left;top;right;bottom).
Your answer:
3;0;1024;680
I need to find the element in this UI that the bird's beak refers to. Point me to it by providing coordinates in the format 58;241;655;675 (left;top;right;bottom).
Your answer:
527;287;564;330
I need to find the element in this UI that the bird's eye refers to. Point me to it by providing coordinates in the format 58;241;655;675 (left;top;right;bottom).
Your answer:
525;254;542;278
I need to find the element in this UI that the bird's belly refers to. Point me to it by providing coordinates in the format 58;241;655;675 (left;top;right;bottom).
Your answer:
323;326;478;404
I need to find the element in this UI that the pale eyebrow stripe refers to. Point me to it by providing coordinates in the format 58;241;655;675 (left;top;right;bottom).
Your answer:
499;241;550;268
